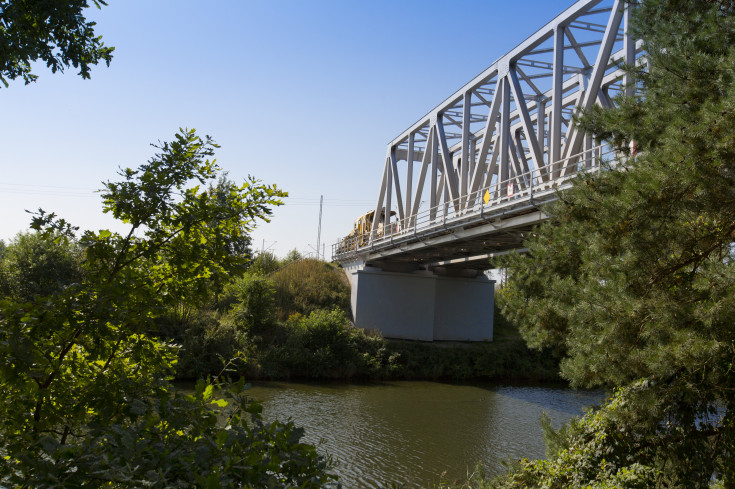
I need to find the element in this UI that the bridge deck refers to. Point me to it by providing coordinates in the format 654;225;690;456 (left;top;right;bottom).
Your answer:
334;146;618;271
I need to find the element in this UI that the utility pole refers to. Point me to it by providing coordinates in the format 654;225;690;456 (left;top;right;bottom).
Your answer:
316;195;323;260
260;240;276;255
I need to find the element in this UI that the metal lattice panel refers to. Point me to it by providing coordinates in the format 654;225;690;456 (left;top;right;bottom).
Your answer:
334;0;643;270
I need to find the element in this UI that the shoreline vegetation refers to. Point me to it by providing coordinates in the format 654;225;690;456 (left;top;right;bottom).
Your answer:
0;229;560;387
154;256;562;385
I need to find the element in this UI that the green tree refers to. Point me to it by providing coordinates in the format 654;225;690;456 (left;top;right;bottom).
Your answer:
250;250;280;275
208;175;254;261
161;173;258;316
496;0;735;485
204;174;254;307
0;0;114;87
0;129;333;488
224;272;277;338
0;231;83;301
284;248;303;264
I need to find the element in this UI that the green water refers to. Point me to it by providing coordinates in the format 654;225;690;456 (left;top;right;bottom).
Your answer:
244;381;602;489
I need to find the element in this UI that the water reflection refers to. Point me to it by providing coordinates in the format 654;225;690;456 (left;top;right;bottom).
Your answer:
247;382;603;489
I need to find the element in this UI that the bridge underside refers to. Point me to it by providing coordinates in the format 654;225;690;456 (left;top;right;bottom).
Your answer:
362;207;543;275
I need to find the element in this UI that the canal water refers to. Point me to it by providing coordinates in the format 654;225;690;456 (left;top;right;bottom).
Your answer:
245;381;603;489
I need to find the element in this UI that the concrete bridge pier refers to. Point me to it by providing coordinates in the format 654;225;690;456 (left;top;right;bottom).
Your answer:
346;264;494;341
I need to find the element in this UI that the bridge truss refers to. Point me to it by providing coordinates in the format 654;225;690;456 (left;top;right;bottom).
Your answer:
333;0;643;272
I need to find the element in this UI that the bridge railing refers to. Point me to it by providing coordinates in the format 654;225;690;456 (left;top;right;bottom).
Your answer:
333;144;621;260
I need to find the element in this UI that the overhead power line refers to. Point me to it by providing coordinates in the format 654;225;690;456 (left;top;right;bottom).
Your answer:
0;182;376;207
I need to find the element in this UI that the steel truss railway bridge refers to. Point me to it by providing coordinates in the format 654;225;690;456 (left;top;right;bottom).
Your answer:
332;0;643;341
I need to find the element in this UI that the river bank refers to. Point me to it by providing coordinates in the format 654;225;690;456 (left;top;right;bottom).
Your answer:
162;259;561;384
171;305;562;384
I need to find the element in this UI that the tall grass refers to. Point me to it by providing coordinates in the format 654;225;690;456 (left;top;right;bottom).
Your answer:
269;259;350;320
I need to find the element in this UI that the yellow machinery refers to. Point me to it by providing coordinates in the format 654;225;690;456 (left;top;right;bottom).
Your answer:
340;209;396;252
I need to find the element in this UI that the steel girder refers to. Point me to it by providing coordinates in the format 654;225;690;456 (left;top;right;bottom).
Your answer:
336;0;643;266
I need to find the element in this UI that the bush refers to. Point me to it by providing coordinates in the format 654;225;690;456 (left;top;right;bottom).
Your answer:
382;339;559;382
270;259;350;320
259;308;394;379
0;231;83;301
490;384;672;489
221;272;276;337
155;310;246;380
282;248;303;265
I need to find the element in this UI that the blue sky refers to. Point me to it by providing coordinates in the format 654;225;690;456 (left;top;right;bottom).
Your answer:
1;0;574;258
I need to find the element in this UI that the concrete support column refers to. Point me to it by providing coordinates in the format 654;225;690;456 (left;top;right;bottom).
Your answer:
350;267;494;341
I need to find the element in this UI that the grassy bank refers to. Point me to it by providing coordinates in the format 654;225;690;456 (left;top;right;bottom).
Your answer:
158;259;561;383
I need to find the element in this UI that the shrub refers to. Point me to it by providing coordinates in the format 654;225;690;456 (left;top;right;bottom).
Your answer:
249;251;280;275
156;310;246;380
221;272;276;337
282;248;303;265
270;259;350;320
0;231;83;301
260;308;392;379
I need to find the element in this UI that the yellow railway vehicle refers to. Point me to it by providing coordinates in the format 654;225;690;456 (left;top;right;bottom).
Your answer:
339;208;396;252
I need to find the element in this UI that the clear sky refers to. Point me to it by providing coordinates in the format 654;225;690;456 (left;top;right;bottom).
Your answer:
1;0;574;258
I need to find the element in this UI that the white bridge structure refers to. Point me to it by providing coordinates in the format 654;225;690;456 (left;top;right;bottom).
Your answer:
333;0;642;341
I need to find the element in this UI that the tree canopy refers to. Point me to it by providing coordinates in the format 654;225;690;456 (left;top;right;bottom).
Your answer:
0;0;113;87
0;231;83;301
495;0;735;485
0;129;334;488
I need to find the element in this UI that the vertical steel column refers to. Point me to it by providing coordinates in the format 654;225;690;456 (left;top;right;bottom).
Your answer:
410;126;433;226
536;97;547;182
514;130;531;188
624;2;636;97
551;25;565;179
468;135;477;206
429;122;438;221
406;133;414;225
389;148;404;224
461;91;471;210
385;153;393;235
499;77;511;196
443;180;449;220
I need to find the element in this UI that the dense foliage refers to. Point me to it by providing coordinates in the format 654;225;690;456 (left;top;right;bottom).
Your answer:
0;231;83;300
257;308;393;379
0;0;114;86
0;129;335;488
494;0;735;486
163;260;394;381
165;273;558;383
